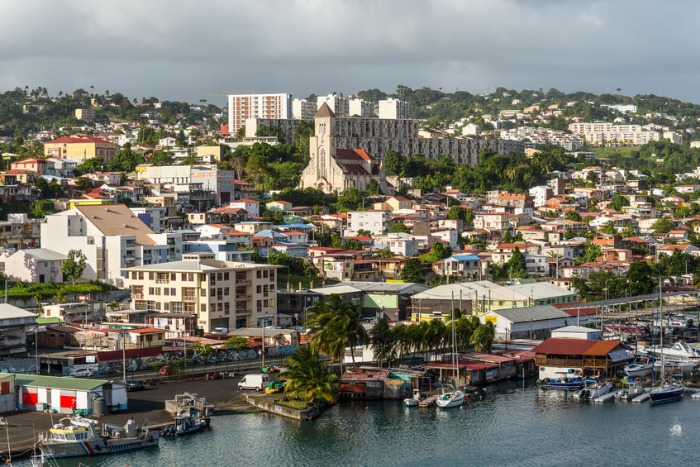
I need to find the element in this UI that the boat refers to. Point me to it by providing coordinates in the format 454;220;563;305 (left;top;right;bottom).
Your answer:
161;411;210;438
646;341;700;363
649;292;684;406
540;376;594;390
404;388;423;407
264;379;287;394
616;378;646;401
573;380;613;400
650;382;684;405
436;389;465;409
39;415;159;459
624;356;653;378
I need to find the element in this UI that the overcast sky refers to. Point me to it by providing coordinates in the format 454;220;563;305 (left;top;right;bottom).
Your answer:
3;0;700;105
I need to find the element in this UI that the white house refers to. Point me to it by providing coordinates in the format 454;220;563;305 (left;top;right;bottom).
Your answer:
229;199;260;217
0;248;67;283
347;211;390;236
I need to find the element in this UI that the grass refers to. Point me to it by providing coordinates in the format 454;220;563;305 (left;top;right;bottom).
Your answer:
258;393;311;409
592;146;641;159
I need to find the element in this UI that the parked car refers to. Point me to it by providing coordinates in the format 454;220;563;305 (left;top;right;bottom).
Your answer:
238;374;269;391
125;380;145;392
69;368;93;378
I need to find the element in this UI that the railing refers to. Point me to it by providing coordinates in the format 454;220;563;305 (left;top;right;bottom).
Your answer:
236;294;252;300
182;295;196;302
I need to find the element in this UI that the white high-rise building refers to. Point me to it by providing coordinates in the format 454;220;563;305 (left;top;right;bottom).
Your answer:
378;98;409;119
292;98;317;119
317;94;350;117
349;98;374;117
227;93;292;134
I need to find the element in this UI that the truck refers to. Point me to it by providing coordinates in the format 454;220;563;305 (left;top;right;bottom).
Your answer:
238;373;270;391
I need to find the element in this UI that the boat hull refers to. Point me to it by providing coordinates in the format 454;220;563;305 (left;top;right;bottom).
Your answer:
403;398;419;407
436;390;465;409
42;435;159;458
650;385;683;405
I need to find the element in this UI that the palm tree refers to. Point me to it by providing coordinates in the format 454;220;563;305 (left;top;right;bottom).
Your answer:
284;346;338;404
471;322;496;353
306;295;368;368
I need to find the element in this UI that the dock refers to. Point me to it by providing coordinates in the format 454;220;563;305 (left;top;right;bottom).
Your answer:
593;391;618;403
632;392;650;403
419;395;438;408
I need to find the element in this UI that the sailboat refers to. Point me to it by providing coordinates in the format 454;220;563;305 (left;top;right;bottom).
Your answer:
649;282;683;405
436;299;465;409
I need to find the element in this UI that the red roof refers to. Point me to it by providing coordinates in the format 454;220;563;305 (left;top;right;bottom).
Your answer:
336;148;375;161
126;327;164;334
48;135;114;145
533;338;622;356
231;198;259;203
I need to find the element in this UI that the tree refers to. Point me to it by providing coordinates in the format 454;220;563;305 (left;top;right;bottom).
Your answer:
507;247;529;279
447;205;467;221
564;211;582;222
652;217;674;234
29;199;54;218
305;295;369;366
471;322;496;353
283;346;338;404
626;261;655;295
223;336;251;350
388;223;410;234
383;150;404;176
76;177;93;192
401;258;424;283
62;249;87;284
609;194;630;211
371;317;393;367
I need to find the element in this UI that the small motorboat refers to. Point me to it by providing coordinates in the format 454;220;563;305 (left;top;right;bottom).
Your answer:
404;388;423;407
436;389;465;409
616;378;646;401
573;380;613;400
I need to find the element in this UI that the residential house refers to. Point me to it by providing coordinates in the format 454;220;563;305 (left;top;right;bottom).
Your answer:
0;304;38;357
347;210;390;236
0;248;67;283
480;305;571;341
43;135;118;163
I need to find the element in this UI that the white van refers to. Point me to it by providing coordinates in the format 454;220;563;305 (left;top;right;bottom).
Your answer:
238;374;269;391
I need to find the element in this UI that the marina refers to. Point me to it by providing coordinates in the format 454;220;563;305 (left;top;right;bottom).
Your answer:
13;383;700;466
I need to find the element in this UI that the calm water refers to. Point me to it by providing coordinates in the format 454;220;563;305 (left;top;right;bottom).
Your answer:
18;382;700;467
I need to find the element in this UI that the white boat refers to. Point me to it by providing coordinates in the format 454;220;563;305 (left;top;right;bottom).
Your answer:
404;388;423;407
39;415;159;459
646;341;700;363
624;357;653;378
616;379;646;401
436;389;465;409
573;381;613;400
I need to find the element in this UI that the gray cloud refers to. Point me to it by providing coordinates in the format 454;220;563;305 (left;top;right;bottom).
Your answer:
2;0;700;104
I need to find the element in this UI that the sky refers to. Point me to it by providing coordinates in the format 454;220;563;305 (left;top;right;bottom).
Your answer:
3;0;700;105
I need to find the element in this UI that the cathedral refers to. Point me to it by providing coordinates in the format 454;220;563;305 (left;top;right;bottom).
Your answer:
299;103;387;194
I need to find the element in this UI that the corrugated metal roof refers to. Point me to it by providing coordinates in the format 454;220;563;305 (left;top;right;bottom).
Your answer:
14;374;117;391
533;338;625;357
504;282;576;300
0;303;37;320
533;338;597;355
412;281;529;301
486;305;570;324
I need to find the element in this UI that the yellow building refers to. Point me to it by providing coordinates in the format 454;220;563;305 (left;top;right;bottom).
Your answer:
44;135;118;163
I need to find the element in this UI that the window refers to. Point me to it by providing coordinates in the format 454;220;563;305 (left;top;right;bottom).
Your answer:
270;271;275;281
224;272;229;280
224;287;230;296
170;273;176;281
256;271;262;279
201;304;207;312
263;270;268;278
257;285;262;293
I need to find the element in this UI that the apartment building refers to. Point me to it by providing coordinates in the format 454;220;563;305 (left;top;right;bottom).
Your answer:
40;204;182;287
43;135;118;163
292;98;317;119
138;164;235;207
124;253;281;333
227;93;292;135
377;98;409;119
317;94;350;117
349;98;374;117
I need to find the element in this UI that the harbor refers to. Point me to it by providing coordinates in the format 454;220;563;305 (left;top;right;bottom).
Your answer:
11;382;700;466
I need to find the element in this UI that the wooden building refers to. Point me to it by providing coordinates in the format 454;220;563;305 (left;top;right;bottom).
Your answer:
533;338;629;380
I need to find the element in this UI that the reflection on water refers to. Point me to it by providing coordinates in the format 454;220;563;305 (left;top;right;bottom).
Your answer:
15;384;700;467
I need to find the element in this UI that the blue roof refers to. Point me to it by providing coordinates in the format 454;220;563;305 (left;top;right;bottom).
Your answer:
279;223;314;229
255;230;288;239
450;255;481;261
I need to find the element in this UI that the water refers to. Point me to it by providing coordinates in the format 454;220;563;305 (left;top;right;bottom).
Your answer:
18;383;700;466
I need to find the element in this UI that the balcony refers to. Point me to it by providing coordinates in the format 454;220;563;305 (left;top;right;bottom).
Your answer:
235;294;252;300
182;295;197;302
133;293;144;299
235;279;251;285
155;279;169;284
